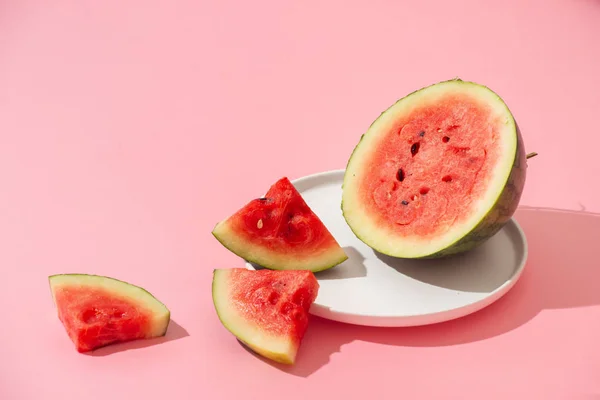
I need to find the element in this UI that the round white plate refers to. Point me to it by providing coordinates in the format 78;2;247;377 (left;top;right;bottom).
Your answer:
247;169;528;327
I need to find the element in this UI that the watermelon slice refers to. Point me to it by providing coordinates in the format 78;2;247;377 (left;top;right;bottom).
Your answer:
212;268;319;365
49;274;171;352
212;177;348;272
342;78;534;258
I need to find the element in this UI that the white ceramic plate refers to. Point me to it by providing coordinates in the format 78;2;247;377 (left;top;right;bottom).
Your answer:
247;169;528;327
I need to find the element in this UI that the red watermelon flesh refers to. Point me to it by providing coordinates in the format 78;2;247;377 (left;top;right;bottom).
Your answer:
212;268;319;365
363;92;502;238
212;177;347;272
49;274;171;352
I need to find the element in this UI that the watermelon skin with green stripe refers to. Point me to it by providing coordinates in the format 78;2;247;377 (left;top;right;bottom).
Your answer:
341;78;531;259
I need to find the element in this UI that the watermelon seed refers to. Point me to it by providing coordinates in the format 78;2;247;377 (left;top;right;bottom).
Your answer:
396;168;405;182
419;131;425;137
257;219;264;229
411;142;420;156
401;200;409;205
419;187;430;195
442;175;452;183
442;136;450;143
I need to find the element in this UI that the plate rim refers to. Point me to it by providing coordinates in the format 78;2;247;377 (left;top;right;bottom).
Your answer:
247;168;529;327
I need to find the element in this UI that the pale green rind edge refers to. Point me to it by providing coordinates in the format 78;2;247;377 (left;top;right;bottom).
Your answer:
211;224;349;273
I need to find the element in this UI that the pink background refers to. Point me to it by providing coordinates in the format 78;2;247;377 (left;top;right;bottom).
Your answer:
2;0;599;398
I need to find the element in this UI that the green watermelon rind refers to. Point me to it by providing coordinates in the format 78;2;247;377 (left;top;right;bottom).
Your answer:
341;78;528;259
49;273;171;340
211;223;348;273
211;268;299;365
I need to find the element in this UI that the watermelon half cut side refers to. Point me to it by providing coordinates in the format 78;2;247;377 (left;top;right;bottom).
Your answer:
212;268;319;365
342;78;531;259
212;177;348;272
49;274;171;353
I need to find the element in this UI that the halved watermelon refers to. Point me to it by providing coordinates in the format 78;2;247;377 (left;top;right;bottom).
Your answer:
49;274;171;352
342;78;533;258
212;268;319;365
212;177;347;272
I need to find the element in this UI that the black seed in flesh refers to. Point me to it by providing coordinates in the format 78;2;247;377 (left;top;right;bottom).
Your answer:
396;168;405;182
419;131;425;137
442;136;450;143
401;200;409;205
411;142;420;156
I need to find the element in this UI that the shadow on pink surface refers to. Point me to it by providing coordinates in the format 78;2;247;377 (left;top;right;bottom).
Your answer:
86;320;189;356
241;207;600;377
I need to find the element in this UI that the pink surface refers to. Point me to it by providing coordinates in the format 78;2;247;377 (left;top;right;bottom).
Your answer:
1;0;599;398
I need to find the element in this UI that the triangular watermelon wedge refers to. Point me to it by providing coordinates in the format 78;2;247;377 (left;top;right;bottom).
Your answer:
212;177;347;272
49;274;171;353
212;268;319;365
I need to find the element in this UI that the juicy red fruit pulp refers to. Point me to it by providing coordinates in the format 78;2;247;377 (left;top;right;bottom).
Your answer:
54;286;151;352
362;92;502;238
233;177;339;257
229;269;319;345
